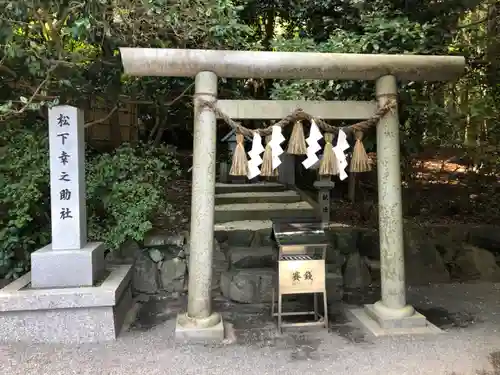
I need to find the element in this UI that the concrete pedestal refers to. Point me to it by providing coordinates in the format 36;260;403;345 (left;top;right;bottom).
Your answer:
348;305;441;337
31;242;105;288
175;312;225;343
0;265;133;344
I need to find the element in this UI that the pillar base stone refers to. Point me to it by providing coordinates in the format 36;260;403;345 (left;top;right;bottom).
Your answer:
31;242;105;288
347;303;442;337
175;312;225;343
0;265;133;344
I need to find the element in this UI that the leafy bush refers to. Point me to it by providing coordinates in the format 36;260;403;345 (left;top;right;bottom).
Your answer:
86;143;181;250
0;123;181;279
0;124;50;279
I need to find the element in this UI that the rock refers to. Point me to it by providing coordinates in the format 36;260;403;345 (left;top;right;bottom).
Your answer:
256;228;274;246
120;239;141;260
159;254;186;292
220;268;275;303
468;226;500;255
148;248;164;263
404;229;450;285
212;240;229;291
358;230;380;259
133;251;159;294
363;256;381;284
343;252;371;289
326;272;343;301
331;228;359;255
225;230;255;247
227;246;275;268
429;226;469;264
214;230;229;244
453;244;500;282
143;230;185;248
106;240;141;265
326;247;345;269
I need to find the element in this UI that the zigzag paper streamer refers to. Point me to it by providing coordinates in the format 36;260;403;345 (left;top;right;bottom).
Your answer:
302;120;323;169
269;125;285;170
333;129;350;180
247;132;265;179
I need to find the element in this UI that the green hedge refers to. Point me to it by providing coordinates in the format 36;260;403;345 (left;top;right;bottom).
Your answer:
0;123;180;279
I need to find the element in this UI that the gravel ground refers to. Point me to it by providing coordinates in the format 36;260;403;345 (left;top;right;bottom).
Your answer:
3;283;500;375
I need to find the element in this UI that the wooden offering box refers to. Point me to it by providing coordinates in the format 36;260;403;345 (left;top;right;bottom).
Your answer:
271;219;329;332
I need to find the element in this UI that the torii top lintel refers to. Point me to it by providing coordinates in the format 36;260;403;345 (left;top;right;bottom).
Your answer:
119;48;465;82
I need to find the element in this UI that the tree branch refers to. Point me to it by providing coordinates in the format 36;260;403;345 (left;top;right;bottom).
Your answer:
84;105;119;128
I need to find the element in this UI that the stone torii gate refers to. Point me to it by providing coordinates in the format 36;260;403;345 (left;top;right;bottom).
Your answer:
120;48;465;341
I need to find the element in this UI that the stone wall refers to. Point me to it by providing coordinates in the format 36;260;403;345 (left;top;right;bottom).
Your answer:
105;224;500;303
329;223;500;287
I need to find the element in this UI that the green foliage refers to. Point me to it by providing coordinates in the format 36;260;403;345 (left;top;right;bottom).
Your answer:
86;143;181;250
0;124;50;279
0;123;181;279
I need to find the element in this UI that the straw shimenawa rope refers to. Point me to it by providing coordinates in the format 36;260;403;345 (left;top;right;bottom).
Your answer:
319;133;339;176
260;135;278;177
229;133;248;176
350;131;371;173
287;120;307;155
197;98;397;137
201;96;396;177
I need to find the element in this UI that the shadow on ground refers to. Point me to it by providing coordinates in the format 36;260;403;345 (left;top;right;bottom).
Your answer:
129;292;369;362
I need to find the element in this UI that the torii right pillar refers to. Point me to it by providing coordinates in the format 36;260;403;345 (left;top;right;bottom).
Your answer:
351;75;439;335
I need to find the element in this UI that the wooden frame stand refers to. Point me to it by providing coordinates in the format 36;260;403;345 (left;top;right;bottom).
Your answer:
271;258;328;333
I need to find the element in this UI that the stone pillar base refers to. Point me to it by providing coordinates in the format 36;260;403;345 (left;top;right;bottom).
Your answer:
174;312;225;343
347;304;441;337
31;242;105;288
0;265;133;344
365;302;424;329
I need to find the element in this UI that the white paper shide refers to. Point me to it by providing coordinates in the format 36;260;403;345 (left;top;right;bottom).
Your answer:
333;129;350;180
48;105;87;250
247;132;265;179
302;119;323;169
269;125;285;170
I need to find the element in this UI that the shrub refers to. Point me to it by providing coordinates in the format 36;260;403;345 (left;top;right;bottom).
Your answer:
86;142;181;250
0;123;181;279
0;123;50;279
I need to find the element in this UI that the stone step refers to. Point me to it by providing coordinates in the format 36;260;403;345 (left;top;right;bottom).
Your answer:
215;190;301;205
215;182;286;195
214;201;316;223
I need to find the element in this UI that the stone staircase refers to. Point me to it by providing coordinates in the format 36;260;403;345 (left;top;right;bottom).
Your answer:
214;182;343;305
214;182;315;223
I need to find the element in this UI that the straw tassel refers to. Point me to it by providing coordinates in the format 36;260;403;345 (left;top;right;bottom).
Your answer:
229;133;248;176
287;121;307;155
260;135;278;177
319;133;338;176
350;131;372;172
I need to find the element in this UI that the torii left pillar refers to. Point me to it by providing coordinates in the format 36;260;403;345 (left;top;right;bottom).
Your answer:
175;71;224;342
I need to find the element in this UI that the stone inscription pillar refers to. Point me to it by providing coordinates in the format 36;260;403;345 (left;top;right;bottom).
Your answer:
371;75;414;318
30;105;105;289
